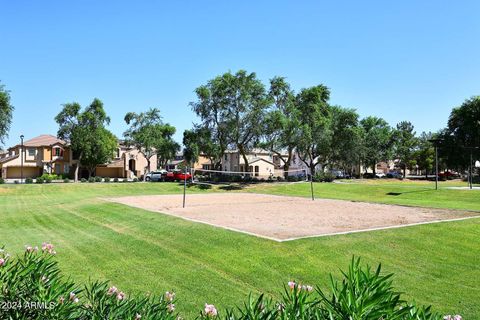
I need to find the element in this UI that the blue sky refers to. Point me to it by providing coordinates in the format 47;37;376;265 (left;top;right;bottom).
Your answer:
1;1;479;148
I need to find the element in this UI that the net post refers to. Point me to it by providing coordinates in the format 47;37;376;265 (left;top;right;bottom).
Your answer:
310;169;315;201
183;165;187;208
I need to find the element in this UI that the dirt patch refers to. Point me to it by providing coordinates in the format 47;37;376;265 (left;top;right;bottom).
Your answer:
104;193;479;241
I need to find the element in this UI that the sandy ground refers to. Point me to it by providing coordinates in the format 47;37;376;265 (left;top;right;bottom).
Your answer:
104;193;479;241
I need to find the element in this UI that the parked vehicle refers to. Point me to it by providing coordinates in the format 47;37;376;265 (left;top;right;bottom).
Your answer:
386;171;403;179
145;170;168;182
438;171;459;179
165;170;192;182
330;170;351;179
375;172;386;178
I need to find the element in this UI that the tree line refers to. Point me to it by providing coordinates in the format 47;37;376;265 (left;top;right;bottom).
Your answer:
0;75;479;181
184;70;480;177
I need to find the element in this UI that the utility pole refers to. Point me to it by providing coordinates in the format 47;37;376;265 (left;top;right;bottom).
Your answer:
20;135;24;184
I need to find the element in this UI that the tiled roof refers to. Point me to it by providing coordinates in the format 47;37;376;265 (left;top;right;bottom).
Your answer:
22;135;66;147
0;154;19;164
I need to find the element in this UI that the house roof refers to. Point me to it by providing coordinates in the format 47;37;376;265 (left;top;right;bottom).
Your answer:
0;154;19;164
248;157;275;166
20;135;67;147
97;159;124;168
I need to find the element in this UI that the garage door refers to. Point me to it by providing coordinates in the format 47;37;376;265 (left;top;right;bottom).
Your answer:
6;167;41;179
96;167;124;178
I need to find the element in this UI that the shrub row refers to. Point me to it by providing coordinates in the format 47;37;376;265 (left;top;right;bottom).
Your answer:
0;244;456;319
80;177;138;183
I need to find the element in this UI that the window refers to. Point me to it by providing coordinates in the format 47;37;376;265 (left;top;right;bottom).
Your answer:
224;154;228;160
55;164;61;174
28;149;36;157
116;148;120;158
54;148;62;156
64;164;70;173
255;166;259;177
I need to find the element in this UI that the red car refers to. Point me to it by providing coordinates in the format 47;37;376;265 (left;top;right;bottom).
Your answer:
165;170;192;182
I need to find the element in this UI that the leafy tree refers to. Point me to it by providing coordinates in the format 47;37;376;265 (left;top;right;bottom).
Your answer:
55;98;116;181
191;70;269;172
412;132;435;178
359;116;394;175
124;108;179;177
440;96;480;170
295;85;332;175
182;127;222;168
329;106;363;174
0;82;14;145
261;77;301;177
82;128;118;177
393;121;417;177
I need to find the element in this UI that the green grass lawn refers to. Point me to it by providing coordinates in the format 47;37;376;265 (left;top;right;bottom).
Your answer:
0;181;479;318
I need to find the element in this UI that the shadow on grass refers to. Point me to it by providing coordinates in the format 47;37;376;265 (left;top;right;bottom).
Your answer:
386;188;434;196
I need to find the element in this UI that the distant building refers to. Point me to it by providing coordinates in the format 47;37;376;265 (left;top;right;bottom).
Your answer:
0;134;75;179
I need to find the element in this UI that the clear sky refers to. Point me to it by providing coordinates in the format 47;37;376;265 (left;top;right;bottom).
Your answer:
1;1;479;148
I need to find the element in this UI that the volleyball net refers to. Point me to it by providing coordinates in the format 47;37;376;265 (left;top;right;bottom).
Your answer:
191;168;308;185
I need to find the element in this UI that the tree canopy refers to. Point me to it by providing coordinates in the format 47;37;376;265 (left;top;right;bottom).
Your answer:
124;108;179;176
190;70;270;171
359;116;394;175
0;82;14;146
55;98;117;181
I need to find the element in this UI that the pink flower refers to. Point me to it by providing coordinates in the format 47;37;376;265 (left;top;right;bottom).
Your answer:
69;292;77;301
107;286;118;295
73;297;79;303
454;316;462;320
204;303;217;317
165;291;175;302
25;245;34;253
117;291;125;300
167;303;175;312
288;281;296;289
42;243;55;255
302;285;314;292
0;258;5;267
135;313;142;319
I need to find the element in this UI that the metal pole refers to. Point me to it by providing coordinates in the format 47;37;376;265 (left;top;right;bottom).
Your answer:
183;166;187;208
435;145;438;190
310;170;314;201
470;151;473;190
20;135;24;184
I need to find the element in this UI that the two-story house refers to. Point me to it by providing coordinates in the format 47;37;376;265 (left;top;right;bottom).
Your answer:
0;135;75;179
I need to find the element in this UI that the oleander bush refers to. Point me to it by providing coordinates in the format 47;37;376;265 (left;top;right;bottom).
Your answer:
88;177;95;183
35;177;44;184
25;177;33;184
94;176;102;182
63;178;70;183
104;177;111;182
80;178;87;183
0;246;457;320
113;177;119;183
0;178;4;184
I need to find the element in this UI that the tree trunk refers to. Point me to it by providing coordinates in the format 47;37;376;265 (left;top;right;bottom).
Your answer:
74;152;83;182
144;158;151;181
372;161;376;176
403;165;406;178
310;163;316;180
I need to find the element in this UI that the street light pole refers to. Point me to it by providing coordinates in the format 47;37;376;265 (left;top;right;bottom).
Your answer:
435;144;438;190
20;135;24;184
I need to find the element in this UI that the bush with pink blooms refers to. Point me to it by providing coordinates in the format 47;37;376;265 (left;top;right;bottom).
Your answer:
0;244;176;320
0;245;460;319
